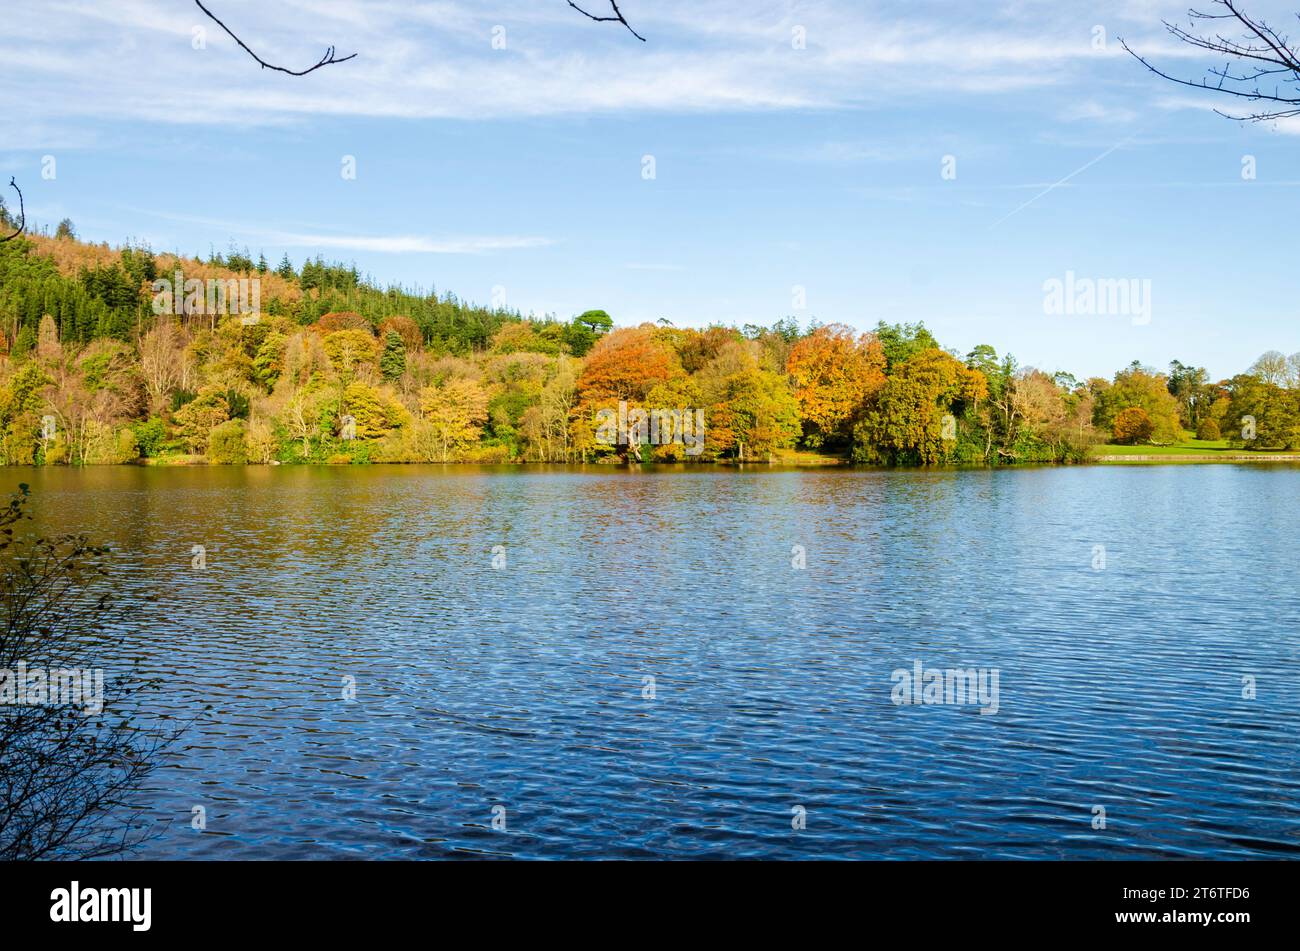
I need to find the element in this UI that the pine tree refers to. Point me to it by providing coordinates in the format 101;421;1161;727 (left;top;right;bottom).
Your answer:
10;325;37;361
380;330;407;382
275;254;295;281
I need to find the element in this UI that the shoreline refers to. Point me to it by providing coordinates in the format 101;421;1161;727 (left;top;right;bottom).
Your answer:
1092;453;1300;464
4;454;1297;470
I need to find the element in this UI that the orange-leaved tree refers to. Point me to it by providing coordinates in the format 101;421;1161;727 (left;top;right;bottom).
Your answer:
785;324;885;448
1112;406;1155;445
572;325;680;458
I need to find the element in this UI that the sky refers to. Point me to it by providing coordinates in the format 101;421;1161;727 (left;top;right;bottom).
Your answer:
3;0;1299;380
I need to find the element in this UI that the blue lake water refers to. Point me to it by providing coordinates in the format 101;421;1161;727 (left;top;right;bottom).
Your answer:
16;464;1300;859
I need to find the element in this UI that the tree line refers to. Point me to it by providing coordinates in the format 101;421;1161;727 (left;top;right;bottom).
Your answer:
0;228;1297;466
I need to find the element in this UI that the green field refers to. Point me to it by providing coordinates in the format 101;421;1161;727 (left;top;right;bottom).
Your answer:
1095;438;1229;456
1091;436;1300;464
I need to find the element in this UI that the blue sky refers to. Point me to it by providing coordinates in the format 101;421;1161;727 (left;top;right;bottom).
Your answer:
3;0;1299;380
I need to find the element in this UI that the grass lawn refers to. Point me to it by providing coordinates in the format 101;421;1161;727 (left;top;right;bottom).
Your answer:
1096;438;1229;456
767;448;849;466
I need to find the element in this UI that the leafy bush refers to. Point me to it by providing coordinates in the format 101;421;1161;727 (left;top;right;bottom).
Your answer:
1196;418;1221;441
1113;406;1155;445
207;419;248;464
133;416;167;457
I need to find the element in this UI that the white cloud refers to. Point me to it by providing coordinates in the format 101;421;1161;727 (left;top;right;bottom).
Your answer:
0;0;1206;135
111;205;552;254
271;232;554;254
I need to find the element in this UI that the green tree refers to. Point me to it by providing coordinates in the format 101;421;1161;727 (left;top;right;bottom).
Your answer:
873;321;940;370
132;416;167;457
380;330;407;381
854;348;988;465
1221;373;1300;450
1092;362;1182;444
1167;359;1212;429
208;419;249;464
576;309;614;336
10;325;37;361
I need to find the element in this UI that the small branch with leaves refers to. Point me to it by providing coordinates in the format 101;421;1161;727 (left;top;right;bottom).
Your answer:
1;178;24;243
1122;0;1300;121
567;1;646;42
194;0;357;76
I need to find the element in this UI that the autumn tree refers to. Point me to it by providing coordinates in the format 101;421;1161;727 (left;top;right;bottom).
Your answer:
1009;369;1089;461
532;357;579;461
314;311;372;335
697;340;799;460
378;315;422;353
785;324;886;448
419;377;490;461
572;325;679;458
1092;363;1183;444
171;392;230;453
44;342;145;464
323;329;377;378
138;319;186;412
1113;406;1155;445
36;314;61;363
342;381;408;440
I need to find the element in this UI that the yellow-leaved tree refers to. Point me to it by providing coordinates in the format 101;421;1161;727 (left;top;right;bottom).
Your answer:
418;378;490;461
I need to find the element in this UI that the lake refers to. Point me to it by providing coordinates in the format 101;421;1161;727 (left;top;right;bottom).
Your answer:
14;464;1300;859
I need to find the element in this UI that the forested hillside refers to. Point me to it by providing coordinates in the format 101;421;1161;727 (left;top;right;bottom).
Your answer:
0;224;1296;466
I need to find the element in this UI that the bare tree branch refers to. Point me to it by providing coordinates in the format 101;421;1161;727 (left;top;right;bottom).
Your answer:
1122;0;1300;121
567;1;646;42
194;0;358;76
0;485;185;860
0;178;24;244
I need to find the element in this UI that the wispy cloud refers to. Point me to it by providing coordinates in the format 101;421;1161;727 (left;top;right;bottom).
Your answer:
271;232;554;254
0;0;1203;137
113;205;552;255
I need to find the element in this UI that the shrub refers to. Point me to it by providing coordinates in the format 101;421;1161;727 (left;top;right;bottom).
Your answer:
43;439;69;466
133;416;167;457
207;419;248;464
1196;418;1221;441
1113;406;1155;445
